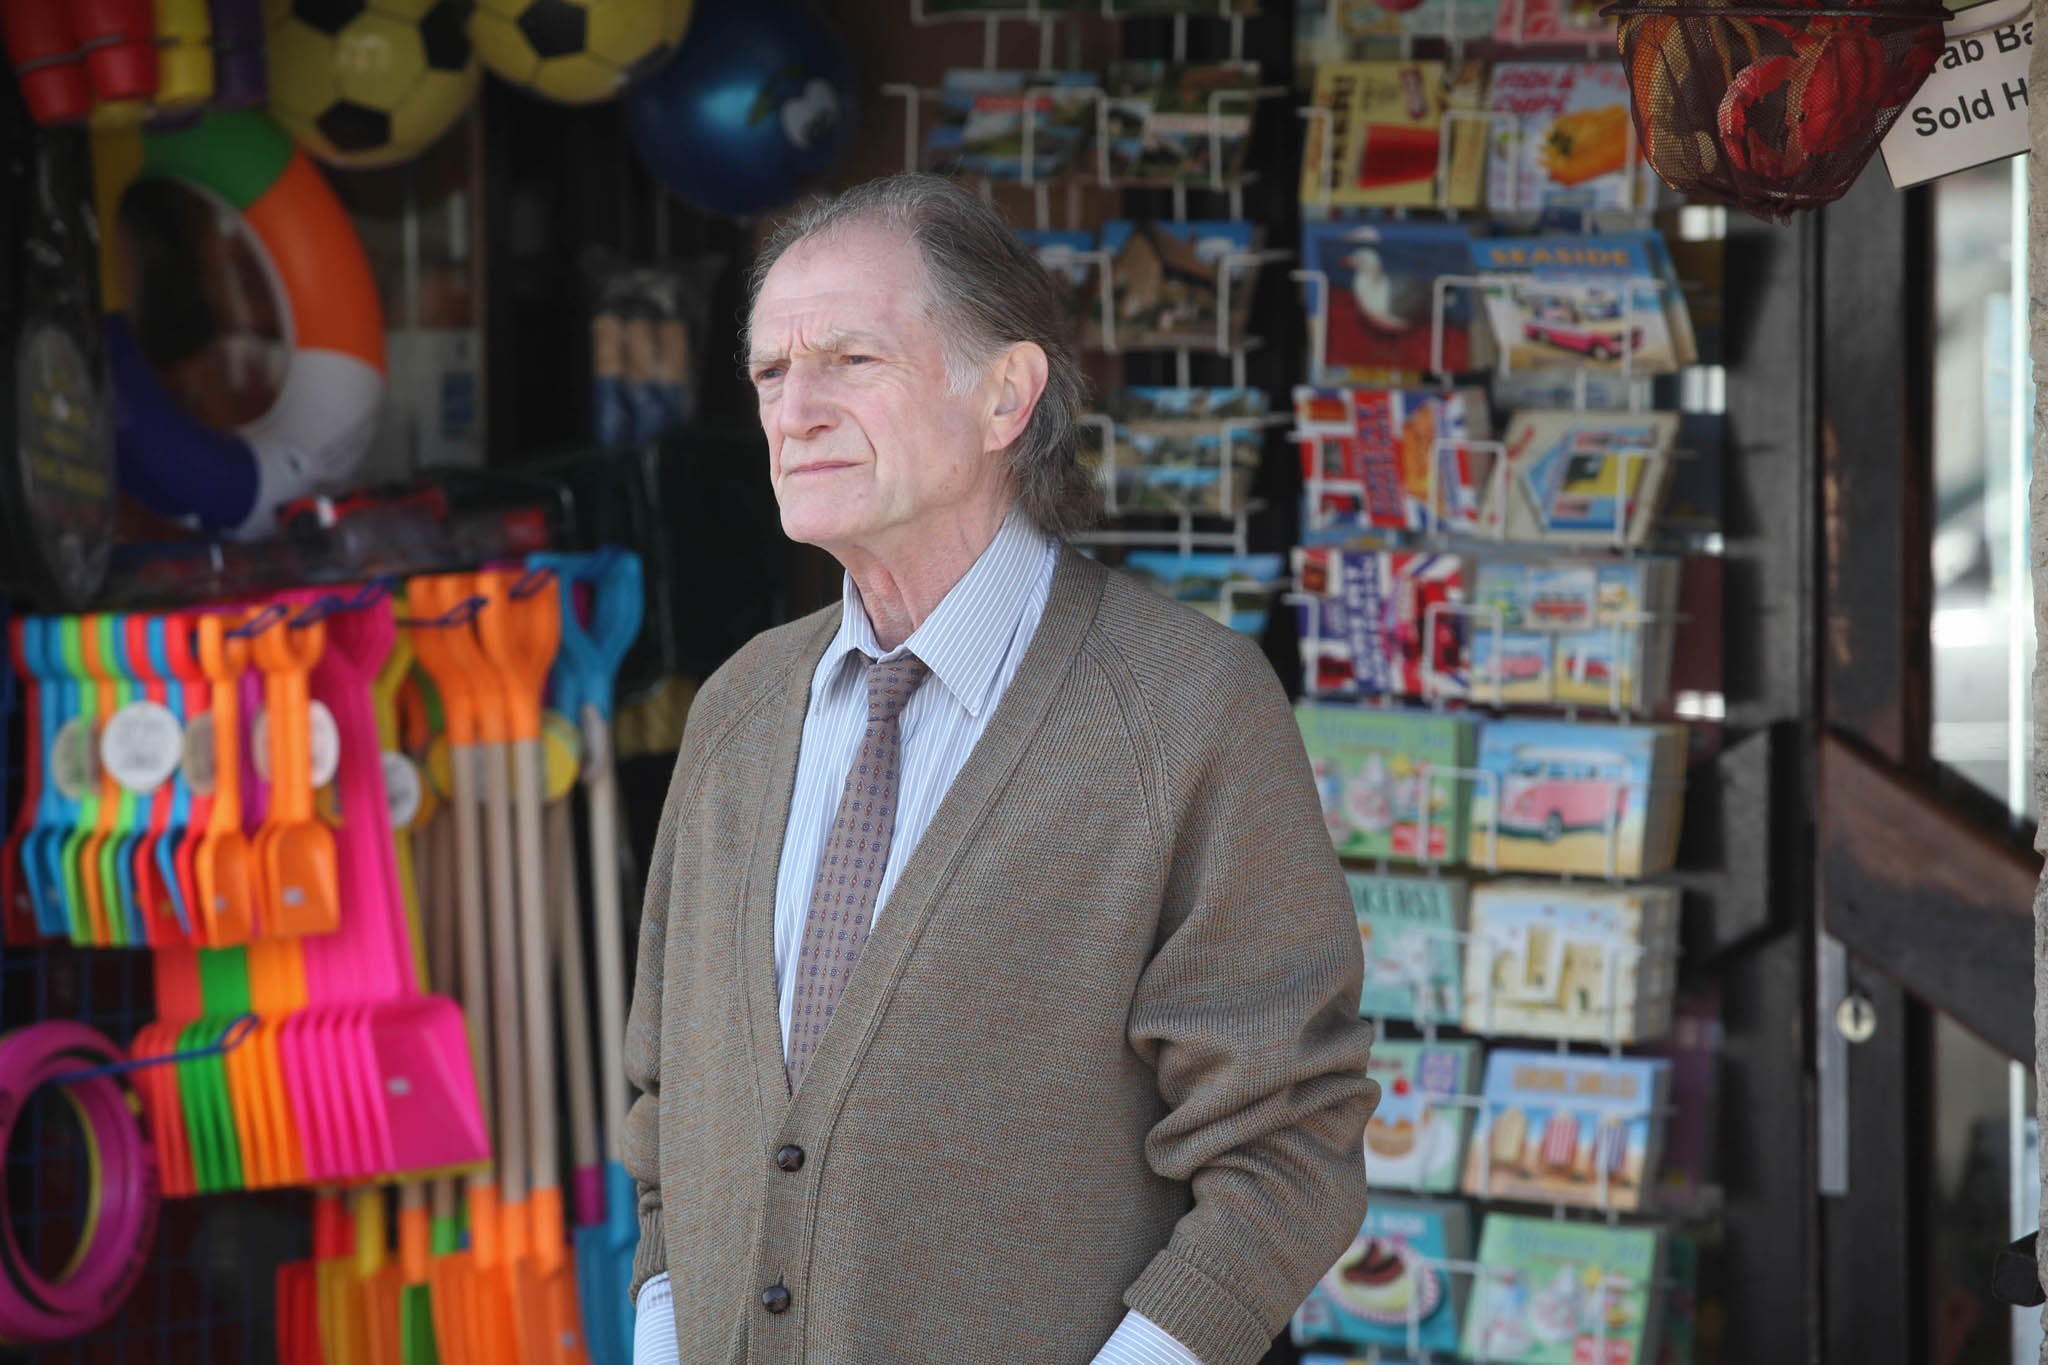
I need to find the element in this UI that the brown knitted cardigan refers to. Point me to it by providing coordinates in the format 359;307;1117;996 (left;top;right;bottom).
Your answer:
623;546;1379;1364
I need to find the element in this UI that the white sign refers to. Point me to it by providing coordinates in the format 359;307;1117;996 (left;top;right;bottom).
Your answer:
1882;18;2033;189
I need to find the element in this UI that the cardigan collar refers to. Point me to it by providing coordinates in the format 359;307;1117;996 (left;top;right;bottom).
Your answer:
739;542;1108;1140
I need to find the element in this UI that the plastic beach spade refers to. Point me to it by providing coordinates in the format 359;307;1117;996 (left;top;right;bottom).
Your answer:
251;611;338;936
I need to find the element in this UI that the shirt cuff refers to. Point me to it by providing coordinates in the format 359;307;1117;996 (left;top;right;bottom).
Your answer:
633;1271;679;1365
1093;1308;1205;1364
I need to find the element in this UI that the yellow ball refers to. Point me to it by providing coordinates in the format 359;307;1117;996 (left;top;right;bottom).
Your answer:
264;0;482;168
471;0;692;106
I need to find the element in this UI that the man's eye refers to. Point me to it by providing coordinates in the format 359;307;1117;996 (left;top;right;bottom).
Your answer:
842;354;873;366
755;366;784;383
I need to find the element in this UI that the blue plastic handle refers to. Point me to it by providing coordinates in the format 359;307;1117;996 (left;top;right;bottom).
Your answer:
531;549;645;723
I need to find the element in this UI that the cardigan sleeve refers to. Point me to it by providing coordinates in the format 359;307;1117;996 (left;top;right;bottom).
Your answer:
1121;668;1379;1365
622;740;693;1304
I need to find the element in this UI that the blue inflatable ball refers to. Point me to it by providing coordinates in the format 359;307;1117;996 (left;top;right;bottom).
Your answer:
627;0;855;218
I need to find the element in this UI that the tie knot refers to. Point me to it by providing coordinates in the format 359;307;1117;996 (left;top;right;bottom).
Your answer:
865;653;930;724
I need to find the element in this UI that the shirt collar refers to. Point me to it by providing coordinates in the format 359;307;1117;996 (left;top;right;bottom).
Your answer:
824;507;1054;719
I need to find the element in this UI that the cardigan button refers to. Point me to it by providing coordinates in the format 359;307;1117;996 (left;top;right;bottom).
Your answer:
775;1144;805;1173
762;1284;792;1314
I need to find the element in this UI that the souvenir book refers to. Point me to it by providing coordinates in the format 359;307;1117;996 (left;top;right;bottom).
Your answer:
1352;871;1466;1023
1100;61;1263;184
1094;220;1262;350
1119;552;1283;636
1301;219;1494;379
1483;410;1683;548
1294;386;1492;535
1470;719;1688;877
1487;63;1649;213
1016;229;1099;331
1297;705;1476;863
924;70;1097;181
1293;1196;1473;1353
1299;61;1489;209
1365;1040;1482;1191
1462;880;1681;1043
1462;1214;1665;1364
1471;234;1696;374
1101;385;1267;515
1463;1050;1671;1210
1296;548;1469;701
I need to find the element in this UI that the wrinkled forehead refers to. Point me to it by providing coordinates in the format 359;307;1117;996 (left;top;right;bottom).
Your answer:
748;220;934;348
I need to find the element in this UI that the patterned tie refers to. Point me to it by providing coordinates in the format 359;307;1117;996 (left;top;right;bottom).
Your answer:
786;651;931;1093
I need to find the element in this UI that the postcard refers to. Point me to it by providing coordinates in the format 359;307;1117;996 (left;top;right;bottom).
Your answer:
1471;234;1695;374
1487;63;1649;214
1095;220;1262;350
1120;552;1283;635
1100;61;1263;184
1297;705;1476;864
1484;410;1683;547
1294;386;1492;535
1462;880;1681;1043
1463;1214;1664;1364
1294;1196;1473;1353
1464;1050;1671;1211
1352;871;1466;1023
925;69;1098;181
1470;719;1687;877
1301;219;1493;379
1300;61;1489;209
1365;1040;1482;1192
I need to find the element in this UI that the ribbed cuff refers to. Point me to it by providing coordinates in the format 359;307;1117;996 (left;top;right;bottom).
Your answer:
628;1199;668;1303
1122;1249;1274;1365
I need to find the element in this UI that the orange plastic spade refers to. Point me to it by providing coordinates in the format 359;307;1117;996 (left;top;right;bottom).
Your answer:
409;574;508;1365
196;614;258;946
475;569;583;1365
252;610;338;936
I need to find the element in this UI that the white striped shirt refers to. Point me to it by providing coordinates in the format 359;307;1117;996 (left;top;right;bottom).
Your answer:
634;507;1203;1365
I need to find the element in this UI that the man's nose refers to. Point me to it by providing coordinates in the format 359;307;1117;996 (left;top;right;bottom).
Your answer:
777;365;836;441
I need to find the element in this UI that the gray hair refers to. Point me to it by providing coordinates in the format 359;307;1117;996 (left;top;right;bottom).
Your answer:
744;173;1096;539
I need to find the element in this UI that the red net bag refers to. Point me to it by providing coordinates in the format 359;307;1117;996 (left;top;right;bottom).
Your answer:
1605;0;1947;219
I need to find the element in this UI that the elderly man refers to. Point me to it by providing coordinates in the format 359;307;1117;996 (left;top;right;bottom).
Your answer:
624;172;1378;1365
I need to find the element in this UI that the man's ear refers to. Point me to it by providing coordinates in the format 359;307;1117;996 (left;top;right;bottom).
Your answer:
986;341;1050;453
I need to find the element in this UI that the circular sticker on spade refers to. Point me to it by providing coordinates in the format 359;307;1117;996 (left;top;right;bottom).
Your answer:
100;700;184;794
252;701;341;788
50;715;98;800
541;710;582;803
382;751;424;830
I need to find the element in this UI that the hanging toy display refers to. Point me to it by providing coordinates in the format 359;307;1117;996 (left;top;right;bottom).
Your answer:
625;0;853;218
96;110;386;538
1606;0;1945;218
261;0;480;169
471;0;694;106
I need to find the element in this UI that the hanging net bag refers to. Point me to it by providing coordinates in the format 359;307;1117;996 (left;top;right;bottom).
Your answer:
1605;0;1947;220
